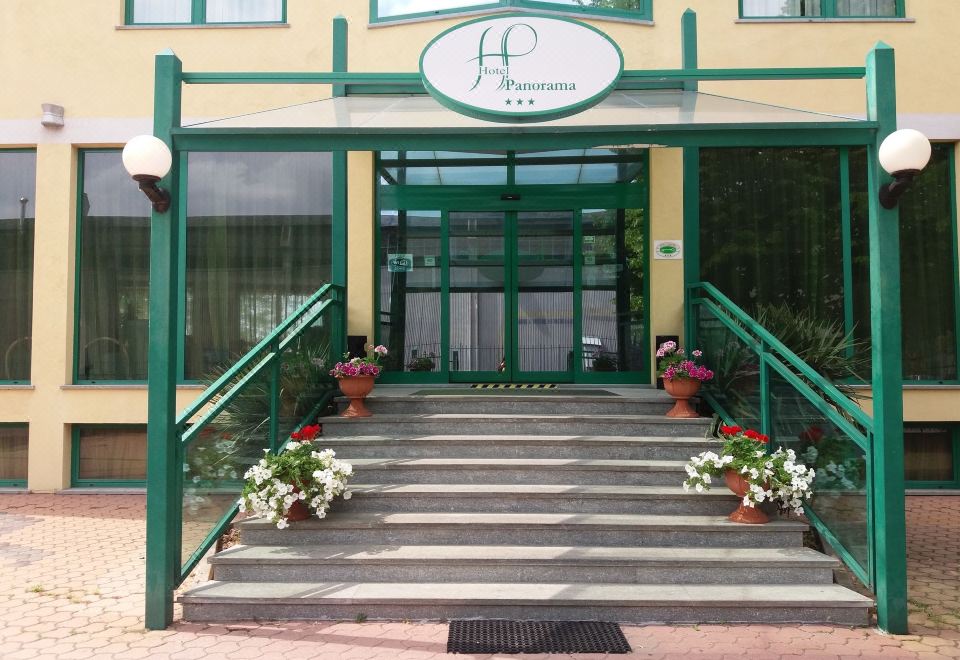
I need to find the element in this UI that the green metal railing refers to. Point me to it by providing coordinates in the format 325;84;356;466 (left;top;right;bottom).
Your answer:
687;282;890;603
154;283;343;594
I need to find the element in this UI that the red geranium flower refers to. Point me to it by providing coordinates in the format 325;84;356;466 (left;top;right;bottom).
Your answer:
720;425;742;435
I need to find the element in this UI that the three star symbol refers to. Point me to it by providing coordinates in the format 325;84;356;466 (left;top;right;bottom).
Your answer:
505;99;536;106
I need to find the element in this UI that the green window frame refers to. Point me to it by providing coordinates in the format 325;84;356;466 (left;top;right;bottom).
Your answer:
0;423;28;488
125;0;287;26
370;0;652;24
71;425;147;488
904;424;960;490
739;0;905;19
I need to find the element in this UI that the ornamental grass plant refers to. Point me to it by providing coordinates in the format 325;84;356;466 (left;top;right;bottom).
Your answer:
683;424;816;516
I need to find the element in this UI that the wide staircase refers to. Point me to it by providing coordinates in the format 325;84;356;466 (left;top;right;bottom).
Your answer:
180;389;872;624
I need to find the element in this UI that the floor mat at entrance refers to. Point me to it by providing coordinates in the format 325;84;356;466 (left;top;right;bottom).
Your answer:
412;388;619;396
446;619;632;654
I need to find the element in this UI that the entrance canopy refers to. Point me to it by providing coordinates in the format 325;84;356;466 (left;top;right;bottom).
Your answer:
174;89;876;152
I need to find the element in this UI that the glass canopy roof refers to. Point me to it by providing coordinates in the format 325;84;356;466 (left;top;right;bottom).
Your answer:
185;89;859;132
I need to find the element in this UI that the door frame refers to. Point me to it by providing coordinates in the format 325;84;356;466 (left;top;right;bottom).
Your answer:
376;169;651;385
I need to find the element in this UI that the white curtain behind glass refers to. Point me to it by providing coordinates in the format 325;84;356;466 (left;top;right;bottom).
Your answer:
836;0;896;15
132;0;192;23
206;0;283;22
742;0;821;16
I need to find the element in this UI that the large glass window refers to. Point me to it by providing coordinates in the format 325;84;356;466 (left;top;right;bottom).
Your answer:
372;0;650;22
904;425;960;487
701;144;959;383
0;425;28;486
741;0;902;18
850;144;957;381
128;0;284;25
76;151;151;382
0;151;36;383
699;148;845;322
73;425;146;486
185;152;333;380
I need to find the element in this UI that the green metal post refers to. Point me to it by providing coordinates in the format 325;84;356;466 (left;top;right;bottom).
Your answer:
145;49;183;631
333;15;348;98
269;339;281;453
681;9;698;92
681;10;700;352
759;346;771;440
865;42;909;634
332;17;349;356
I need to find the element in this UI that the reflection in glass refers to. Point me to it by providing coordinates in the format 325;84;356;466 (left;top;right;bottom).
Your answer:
697;305;761;429
132;0;192;23
700;148;844;323
185;152;332;380
206;0;283;22
78;152;151;381
0;426;28;481
0;151;36;382
904;427;955;482
836;0;897;16
769;372;868;571
581;209;645;374
76;426;147;481
380;211;442;372
377;0;492;18
449;212;505;373
742;0;822;16
516;211;573;373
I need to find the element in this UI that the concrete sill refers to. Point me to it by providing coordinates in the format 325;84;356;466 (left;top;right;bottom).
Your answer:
0;384;34;390
58;488;146;495
736;17;915;24
116;23;289;30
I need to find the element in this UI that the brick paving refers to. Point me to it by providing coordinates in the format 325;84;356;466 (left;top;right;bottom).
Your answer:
0;493;957;659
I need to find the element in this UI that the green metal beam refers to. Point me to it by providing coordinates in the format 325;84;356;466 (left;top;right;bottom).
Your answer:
171;125;878;153
865;42;909;635
178;68;865;86
145;49;183;631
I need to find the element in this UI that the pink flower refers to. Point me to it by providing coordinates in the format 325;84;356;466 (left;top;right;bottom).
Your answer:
374;345;388;355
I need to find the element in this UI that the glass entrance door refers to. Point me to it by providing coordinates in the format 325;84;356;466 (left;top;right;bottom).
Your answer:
513;210;575;381
447;210;575;383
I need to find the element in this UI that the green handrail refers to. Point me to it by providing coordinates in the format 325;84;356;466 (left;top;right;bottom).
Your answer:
688;282;873;431
171;283;344;586
686;281;875;590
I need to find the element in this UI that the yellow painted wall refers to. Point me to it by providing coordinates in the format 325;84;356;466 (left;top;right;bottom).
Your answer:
3;1;960;490
648;148;686;367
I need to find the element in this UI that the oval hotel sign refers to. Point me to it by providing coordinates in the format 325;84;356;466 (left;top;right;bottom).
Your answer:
420;14;624;123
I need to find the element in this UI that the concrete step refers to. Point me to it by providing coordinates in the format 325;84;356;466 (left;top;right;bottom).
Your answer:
320;414;712;438
180;581;872;625
239;512;807;548
346;393;674;416
209;544;839;585
321;435;718;461
350;458;686;486
334;484;738;515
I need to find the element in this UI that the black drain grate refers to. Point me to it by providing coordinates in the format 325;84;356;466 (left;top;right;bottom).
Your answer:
447;619;632;654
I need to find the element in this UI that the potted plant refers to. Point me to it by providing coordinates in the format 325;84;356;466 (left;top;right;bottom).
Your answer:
407;353;436;372
238;424;353;529
656;340;714;417
682;424;816;524
592;351;619;372
329;344;388;417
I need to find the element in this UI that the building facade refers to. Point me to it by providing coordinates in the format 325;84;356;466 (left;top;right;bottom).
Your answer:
0;0;958;496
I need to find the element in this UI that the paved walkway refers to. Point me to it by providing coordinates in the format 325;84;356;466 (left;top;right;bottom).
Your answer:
0;493;956;659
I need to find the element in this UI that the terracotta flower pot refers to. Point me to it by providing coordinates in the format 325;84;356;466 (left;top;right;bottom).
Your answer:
285;497;311;521
724;470;769;524
338;375;375;418
663;377;701;418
